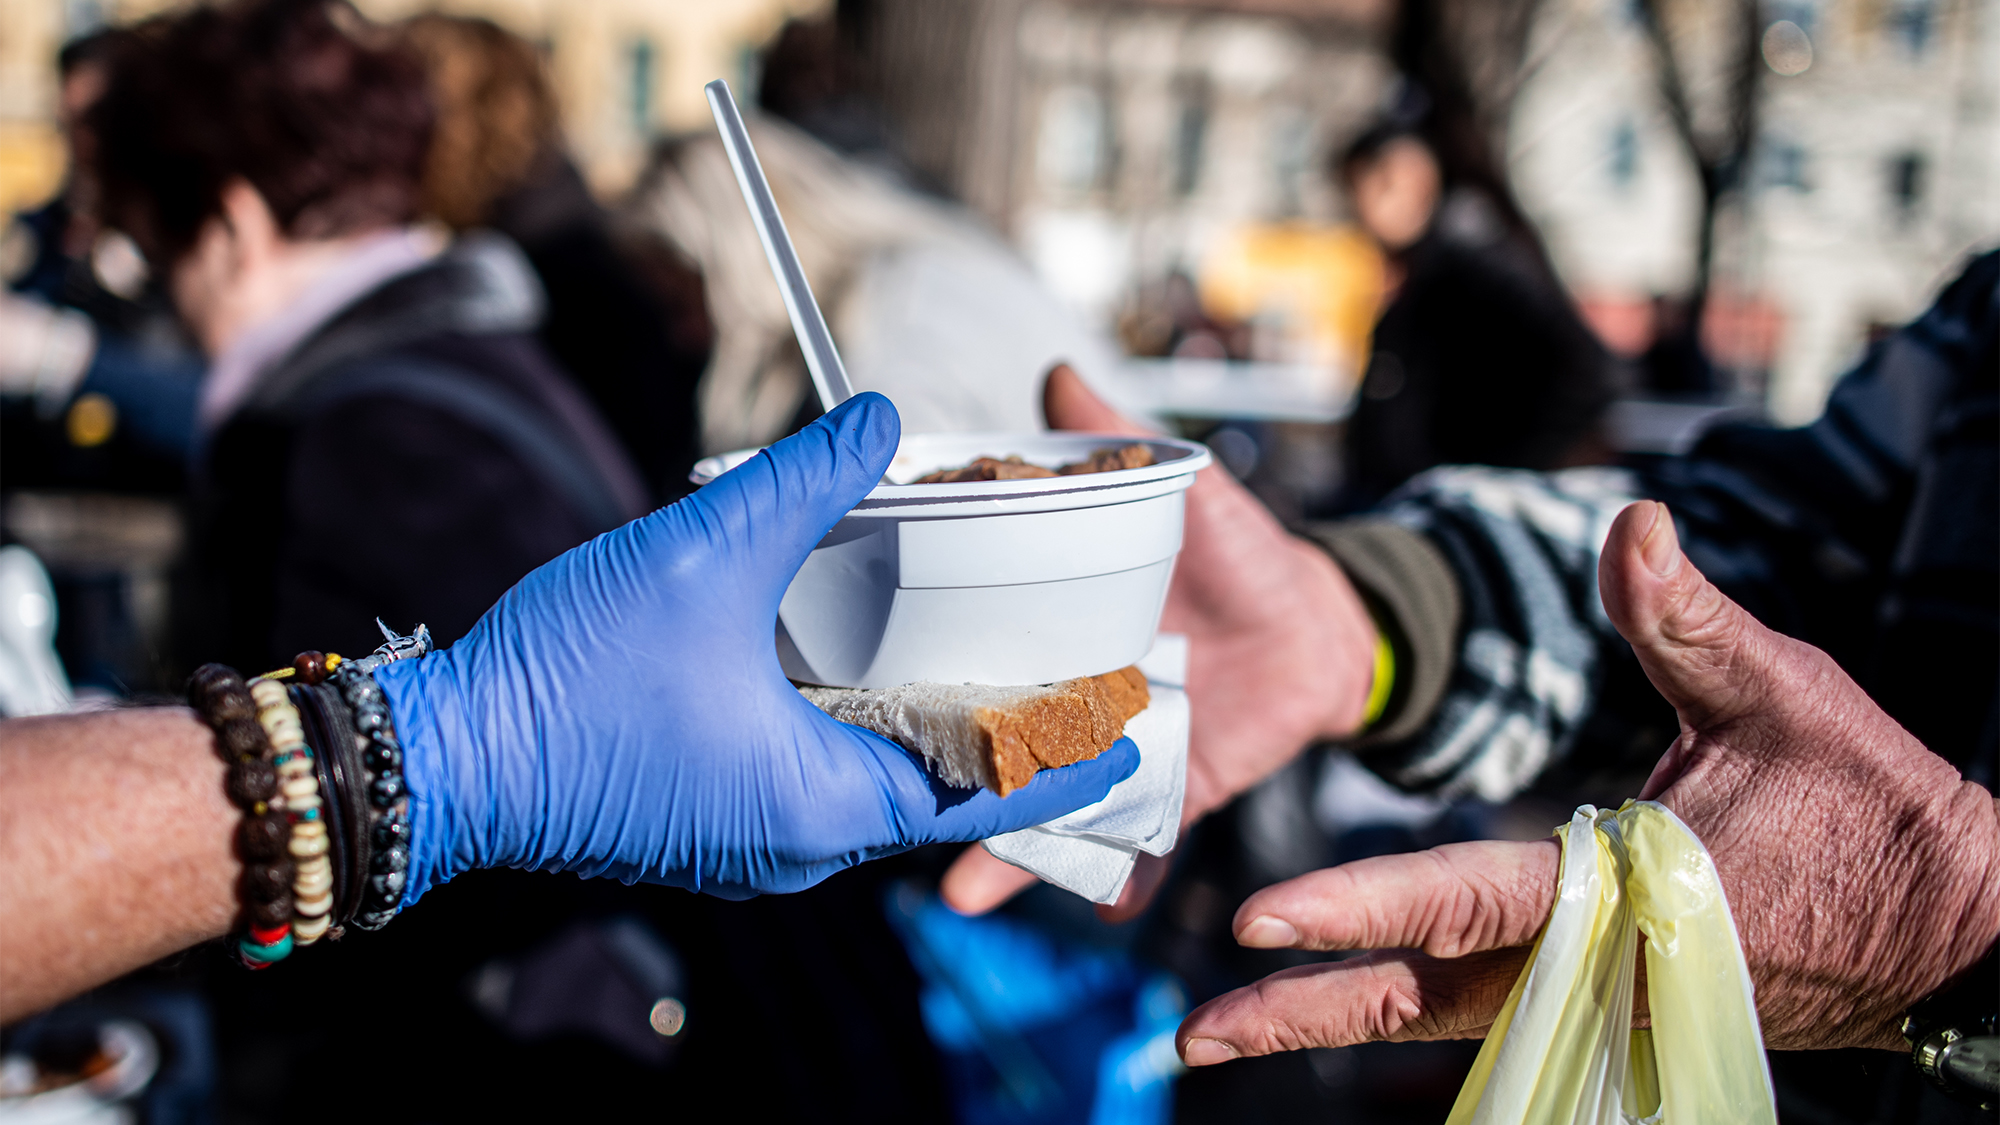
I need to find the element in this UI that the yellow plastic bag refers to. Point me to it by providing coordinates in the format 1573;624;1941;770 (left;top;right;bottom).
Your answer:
1446;801;1775;1125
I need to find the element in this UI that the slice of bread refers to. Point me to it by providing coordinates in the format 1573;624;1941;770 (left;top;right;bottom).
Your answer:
800;666;1149;796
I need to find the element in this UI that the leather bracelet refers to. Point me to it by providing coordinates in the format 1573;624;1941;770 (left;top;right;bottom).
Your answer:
293;676;368;935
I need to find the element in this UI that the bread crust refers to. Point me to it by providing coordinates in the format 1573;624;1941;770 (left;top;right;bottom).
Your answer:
799;666;1150;796
975;666;1149;795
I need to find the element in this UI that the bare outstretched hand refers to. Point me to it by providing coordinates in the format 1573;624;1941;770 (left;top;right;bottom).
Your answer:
1173;500;2000;1065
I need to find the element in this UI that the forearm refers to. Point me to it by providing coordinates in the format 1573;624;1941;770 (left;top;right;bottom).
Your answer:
1306;465;1642;800
1300;518;1461;747
0;708;237;1021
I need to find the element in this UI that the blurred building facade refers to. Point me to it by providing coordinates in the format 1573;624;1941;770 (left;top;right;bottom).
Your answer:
1510;0;2000;422
852;0;1397;383
1004;3;1389;312
5;0;1994;425
850;0;1996;422
0;0;68;219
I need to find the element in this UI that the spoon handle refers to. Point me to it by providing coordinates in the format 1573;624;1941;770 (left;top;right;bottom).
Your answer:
705;78;854;410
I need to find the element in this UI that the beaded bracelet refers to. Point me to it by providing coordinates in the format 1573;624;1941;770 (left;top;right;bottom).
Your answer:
335;665;409;929
186;665;294;967
249;679;335;949
330;621;430;931
189;622;431;965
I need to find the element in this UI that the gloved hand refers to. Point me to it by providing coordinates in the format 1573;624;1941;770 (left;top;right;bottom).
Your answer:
379;392;1139;902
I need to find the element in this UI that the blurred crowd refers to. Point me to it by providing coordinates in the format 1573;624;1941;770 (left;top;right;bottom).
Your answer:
0;0;1630;703
0;1;1980;1123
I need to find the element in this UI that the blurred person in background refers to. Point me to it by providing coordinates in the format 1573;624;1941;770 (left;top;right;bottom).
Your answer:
1635;292;1721;396
1;30;205;479
755;14;917;187
2;30;209;710
89;0;647;675
1334;117;1614;510
628;27;1124;457
399;14;710;501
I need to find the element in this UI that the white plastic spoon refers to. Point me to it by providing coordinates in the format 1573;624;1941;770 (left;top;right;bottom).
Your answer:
705;78;854;410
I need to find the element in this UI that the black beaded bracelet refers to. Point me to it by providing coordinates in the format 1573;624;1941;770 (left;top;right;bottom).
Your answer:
336;666;407;929
328;621;431;931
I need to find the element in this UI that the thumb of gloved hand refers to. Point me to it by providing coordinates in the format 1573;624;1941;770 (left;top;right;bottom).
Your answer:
649;386;903;621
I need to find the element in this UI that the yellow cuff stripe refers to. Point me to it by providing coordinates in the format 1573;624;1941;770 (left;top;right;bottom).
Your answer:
1362;630;1395;729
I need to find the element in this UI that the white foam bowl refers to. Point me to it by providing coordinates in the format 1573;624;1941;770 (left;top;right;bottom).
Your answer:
692;431;1212;688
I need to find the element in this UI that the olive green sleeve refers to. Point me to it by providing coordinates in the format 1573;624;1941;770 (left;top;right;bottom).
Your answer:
1298;519;1462;747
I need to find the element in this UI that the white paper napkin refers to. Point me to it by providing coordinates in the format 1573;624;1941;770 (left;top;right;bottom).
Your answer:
981;634;1190;904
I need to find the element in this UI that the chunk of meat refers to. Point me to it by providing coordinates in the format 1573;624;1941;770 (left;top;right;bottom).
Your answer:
913;444;1155;484
1057;444;1155;475
914;455;1060;483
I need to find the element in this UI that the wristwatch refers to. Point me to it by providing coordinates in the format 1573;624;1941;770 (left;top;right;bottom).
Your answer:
1901;945;1999;1110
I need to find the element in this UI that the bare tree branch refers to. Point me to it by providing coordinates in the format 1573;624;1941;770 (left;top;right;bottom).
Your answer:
1635;0;1707;171
1394;0;1551;249
1634;0;1765;371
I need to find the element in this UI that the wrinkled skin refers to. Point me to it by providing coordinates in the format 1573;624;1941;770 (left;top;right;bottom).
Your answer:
1175;500;2000;1065
942;365;1379;919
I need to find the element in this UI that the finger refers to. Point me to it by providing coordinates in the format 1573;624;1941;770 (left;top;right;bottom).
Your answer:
1044;363;1248;519
1229;840;1559;958
1176;946;1530;1065
1095;849;1173;923
914;737;1142;843
1597;501;1792;729
940;845;1039;915
692;390;901;574
1042;363;1153;435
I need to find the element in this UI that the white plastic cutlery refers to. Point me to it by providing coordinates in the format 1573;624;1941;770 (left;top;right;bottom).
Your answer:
705;78;855;411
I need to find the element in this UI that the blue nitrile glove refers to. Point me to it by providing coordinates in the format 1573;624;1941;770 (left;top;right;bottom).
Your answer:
377;392;1138;902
